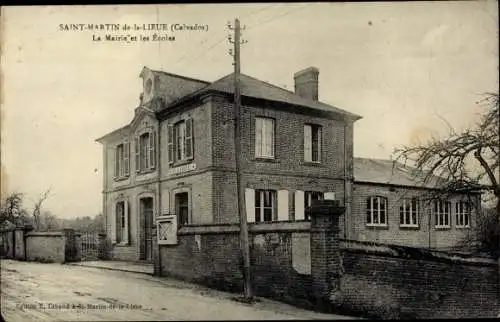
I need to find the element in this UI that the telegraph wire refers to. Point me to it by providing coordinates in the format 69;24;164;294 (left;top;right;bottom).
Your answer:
246;4;310;31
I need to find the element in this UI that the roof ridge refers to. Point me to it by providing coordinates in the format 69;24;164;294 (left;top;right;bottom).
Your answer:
149;68;211;84
239;73;296;95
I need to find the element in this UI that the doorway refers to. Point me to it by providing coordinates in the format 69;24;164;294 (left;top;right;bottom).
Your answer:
139;197;154;261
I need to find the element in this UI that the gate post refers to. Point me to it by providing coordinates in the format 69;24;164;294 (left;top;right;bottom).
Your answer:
309;199;345;310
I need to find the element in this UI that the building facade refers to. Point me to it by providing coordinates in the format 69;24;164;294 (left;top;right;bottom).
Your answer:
96;66;478;261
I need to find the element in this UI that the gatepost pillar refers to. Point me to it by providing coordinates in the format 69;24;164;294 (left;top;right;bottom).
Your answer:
309;199;345;310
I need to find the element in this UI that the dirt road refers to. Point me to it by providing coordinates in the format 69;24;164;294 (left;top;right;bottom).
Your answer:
1;260;356;321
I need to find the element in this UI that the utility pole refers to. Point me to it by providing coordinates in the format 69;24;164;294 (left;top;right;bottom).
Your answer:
228;18;252;301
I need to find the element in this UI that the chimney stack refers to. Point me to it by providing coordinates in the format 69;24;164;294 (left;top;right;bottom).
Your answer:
294;67;319;101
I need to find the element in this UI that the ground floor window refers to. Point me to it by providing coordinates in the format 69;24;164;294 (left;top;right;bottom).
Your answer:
304;191;324;220
366;196;387;226
255;190;276;222
175;192;189;226
400;198;419;227
115;201;128;244
433;200;451;228
455;201;471;228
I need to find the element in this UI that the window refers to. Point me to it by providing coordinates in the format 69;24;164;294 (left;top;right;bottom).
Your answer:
433;200;451;228
366;196;387;226
175;192;189;226
255;117;275;158
135;131;156;172
456;201;471;228
304;191;324;220
255;190;276;222
114;142;130;179
168;119;194;164
115;201;128;244
400;198;419;227
304;124;322;162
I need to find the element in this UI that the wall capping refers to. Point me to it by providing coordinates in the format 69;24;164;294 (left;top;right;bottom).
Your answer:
177;221;311;235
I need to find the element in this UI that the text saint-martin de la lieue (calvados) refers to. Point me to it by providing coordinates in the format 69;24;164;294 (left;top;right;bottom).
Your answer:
58;23;208;32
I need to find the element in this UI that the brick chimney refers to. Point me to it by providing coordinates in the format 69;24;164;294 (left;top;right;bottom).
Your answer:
294;67;319;101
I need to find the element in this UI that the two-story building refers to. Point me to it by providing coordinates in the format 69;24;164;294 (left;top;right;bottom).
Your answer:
96;66;479;261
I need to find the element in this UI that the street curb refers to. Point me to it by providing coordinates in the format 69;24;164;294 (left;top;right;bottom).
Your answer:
65;263;154;276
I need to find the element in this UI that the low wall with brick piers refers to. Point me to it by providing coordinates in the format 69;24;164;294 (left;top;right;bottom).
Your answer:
156;199;498;319
0;226;82;263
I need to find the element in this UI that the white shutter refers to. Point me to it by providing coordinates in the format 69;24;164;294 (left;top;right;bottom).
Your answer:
304;125;312;162
110;205;117;244
185;118;194;160
124;142;130;176
135;137;140;172
277;190;289;221
123;200;129;244
149;131;156;169
255;118;262;157
295;190;305;220
245;188;256;223
324;192;336;200
167;124;174;164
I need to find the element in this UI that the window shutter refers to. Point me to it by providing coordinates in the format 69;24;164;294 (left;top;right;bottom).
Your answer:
304;125;312;162
324;192;335;200
317;127;322;161
255;118;262;157
167;124;174;164
114;146;119;179
295;190;305;220
277;190;289;221
123;200;129;245
185;118;194;160
245;188;256;223
135;136;140;172
149;131;156;169
124;142;130;176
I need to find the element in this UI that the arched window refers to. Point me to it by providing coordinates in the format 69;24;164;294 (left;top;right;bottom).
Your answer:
366;196;388;226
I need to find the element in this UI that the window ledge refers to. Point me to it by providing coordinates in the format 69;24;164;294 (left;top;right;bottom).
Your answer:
170;160;194;167
115;242;131;247
365;224;388;230
435;226;451;230
456;226;471;229
302;161;322;167
399;225;420;230
253;157;278;163
136;169;156;175
114;176;130;182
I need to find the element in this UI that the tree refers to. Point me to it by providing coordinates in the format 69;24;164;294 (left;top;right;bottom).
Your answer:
394;92;499;256
31;189;52;231
0;192;31;227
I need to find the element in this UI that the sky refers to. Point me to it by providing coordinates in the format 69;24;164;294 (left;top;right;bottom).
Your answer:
1;2;498;219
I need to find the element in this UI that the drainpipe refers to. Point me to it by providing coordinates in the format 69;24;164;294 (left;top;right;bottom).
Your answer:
343;123;348;239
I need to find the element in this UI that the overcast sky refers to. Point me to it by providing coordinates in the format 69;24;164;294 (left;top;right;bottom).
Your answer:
1;2;498;219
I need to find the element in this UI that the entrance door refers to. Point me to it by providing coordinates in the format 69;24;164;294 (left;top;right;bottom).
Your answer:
139;197;154;261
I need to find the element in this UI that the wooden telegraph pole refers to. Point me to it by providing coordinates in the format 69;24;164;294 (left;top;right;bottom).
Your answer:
228;18;252;301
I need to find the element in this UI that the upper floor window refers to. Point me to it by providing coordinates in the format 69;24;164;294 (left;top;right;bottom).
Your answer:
135;131;156;173
366;196;387;226
304;124;322;162
433;200;451;228
456;201;471;228
255;189;276;222
400;198;419;227
168;118;193;164
114;142;130;179
304;191;324;220
255;117;275;158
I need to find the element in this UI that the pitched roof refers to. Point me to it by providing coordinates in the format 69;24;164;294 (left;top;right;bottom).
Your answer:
353;157;443;189
176;73;362;120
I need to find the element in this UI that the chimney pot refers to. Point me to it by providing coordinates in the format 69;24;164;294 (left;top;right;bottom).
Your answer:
294;67;319;101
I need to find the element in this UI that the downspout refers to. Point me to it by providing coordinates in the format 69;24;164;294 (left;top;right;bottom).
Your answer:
156;116;162;275
343;123;348;239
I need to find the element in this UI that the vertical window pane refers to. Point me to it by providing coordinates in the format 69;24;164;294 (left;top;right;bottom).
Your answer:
263;208;272;222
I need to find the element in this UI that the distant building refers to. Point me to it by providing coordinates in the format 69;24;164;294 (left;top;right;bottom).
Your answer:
96;66;479;261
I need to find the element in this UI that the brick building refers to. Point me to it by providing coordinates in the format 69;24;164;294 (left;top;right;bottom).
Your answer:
96;66;478;261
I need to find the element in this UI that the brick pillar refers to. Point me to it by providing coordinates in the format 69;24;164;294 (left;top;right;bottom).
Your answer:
309;199;345;310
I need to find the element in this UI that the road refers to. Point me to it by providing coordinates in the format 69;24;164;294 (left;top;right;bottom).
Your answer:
1;260;356;321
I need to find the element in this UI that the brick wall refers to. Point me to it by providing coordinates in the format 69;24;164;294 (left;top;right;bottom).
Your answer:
337;240;499;319
352;183;477;249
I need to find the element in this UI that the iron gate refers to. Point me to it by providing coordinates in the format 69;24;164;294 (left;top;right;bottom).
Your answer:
80;231;100;260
